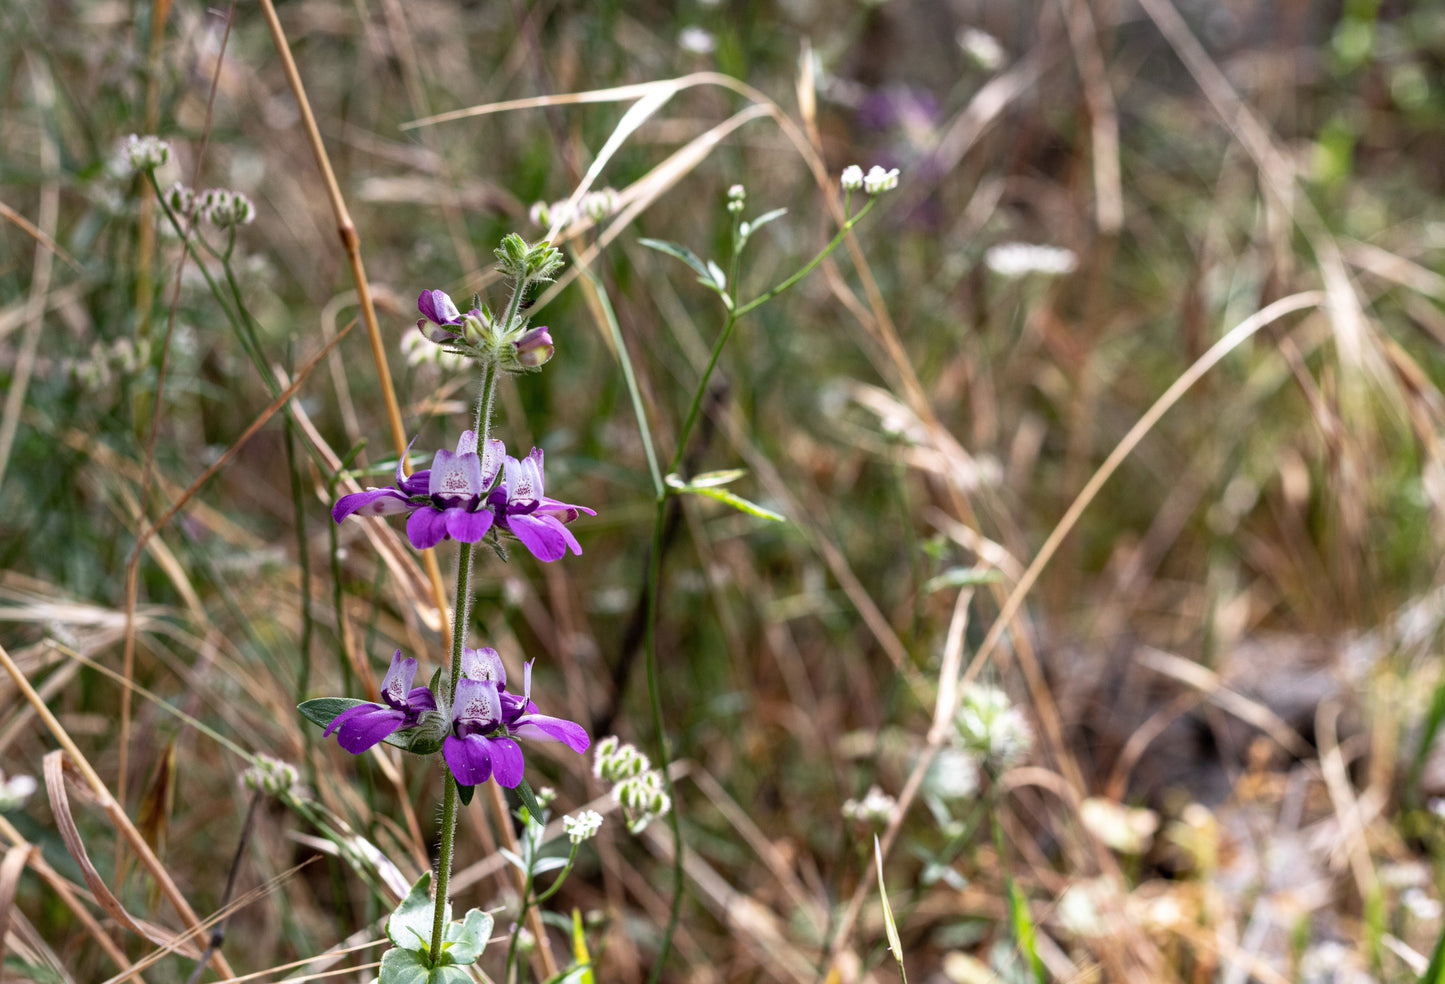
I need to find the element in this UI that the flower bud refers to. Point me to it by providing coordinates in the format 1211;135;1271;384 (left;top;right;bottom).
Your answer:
862;165;900;194
165;183;196;217
840;165;864;191
513;326;554;368
418;288;462;327
528;200;552;227
123;134;171;172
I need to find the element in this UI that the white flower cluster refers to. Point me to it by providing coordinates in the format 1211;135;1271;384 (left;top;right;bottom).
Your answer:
122;134;171;173
0;771;37;811
594;735;671;833
841;164;900;195
952;683;1032;774
726;184;746;214
563;809;604;845
401;327;468;371
983;242;1077;277
842;784;896;826
528;188;619;229
198;188;256;227
63;335;152;392
241;755;302;797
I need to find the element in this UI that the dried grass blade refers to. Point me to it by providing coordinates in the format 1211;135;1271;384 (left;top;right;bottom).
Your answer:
42;752;201;959
0;842;32;973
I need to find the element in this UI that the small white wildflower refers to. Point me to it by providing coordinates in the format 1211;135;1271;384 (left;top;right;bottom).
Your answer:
582;188;619;222
953;683;1032;772
123;134;171;172
1079;797;1159;854
534;786;558;809
528;200;552;227
983;242;1078;277
727;184;746;201
202;188;255;227
862;166;899;195
0;772;38;811
923;747;980;801
957;27;1006;71
678;26;717;54
841;784;896;825
1404;887;1443;921
840;165;864;191
563;809;604;844
612;770;671;833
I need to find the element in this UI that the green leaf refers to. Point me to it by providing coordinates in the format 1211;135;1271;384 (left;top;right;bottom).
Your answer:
1007;879;1043;984
387;872;448;953
531;856;569;875
666;473;785;522
686;468;747;489
639;238;711;283
874;836;908;984
921;566;1003;595
569;908;597;984
379;947;430;984
747;207;788;233
705;259;727;291
516;777;544;820
439;908;493;966
298;697;367;732
456;776;475;806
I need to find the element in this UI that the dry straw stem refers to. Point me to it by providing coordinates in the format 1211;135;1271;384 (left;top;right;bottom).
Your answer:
0;642;235;978
253;0;452;643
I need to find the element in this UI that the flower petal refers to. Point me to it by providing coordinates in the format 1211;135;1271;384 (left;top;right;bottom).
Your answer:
506;513;579;562
379;651;417;707
443;734;492;786
512;714;590;754
536;497;596;524
445;506;495;543
325;703;407;753
503;451;544;511
406;507;450;550
487;736;525;788
406;686;437;712
332;488;411;522
419;289;462;325
461;647;506;686
453;677;503;731
481;440;506;488
429;446;485;499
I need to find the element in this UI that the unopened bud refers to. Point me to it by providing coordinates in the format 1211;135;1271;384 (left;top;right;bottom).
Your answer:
513;326;555;367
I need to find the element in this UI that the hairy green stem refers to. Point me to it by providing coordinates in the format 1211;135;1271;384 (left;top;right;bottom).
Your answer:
429;537;474;963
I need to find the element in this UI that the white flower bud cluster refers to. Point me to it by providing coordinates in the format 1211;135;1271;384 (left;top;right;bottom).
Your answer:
0;771;37;811
198;188;256;227
726;184;746;214
841;784;896;826
122;134;171;173
401;327;468;371
63;335;153;392
840;165;864;191
528;188;620;229
241;755;302;797
594;736;671;833
534;785;558;809
983;242;1078;277
952;683;1032;773
862;165;900;194
563;809;604;844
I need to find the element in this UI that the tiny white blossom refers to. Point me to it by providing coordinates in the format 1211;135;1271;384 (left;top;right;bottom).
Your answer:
957;27;1006;71
123;134;171;172
678;26;716;54
840;165;864;191
984;242;1078;277
953;684;1032;772
563;809;604;844
0;772;37;811
862;166;899;194
841;784;896;825
528;200;552;227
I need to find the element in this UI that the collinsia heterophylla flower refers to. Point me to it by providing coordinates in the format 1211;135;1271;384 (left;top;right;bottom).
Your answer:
404;431;504;550
490;448;594;562
443;649;589;788
324;651;437;753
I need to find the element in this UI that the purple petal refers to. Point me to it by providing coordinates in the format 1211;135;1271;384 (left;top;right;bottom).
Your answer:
445;506;495;543
332;488;412;522
419;289;462;325
325;703;407;753
453;677;503;730
429;446;485;499
392;437;430;496
379;651;418;707
443;734;493;786
406;686;437;712
506;513;579;562
488;736;525;788
512;714;590;753
462;647;506;686
406;507;450;550
536;497;596;524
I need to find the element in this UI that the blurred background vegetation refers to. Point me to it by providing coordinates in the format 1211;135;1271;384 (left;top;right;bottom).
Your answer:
3;0;1445;980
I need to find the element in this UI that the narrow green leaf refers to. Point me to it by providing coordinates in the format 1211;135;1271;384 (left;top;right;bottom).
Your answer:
747;207;788;233
639;238;712;282
298;697;366;732
874;835;908;984
1007;880;1043;984
531;856;569;875
705;259;727;290
922;566;1003;595
1421;916;1445;983
572;908;596;984
674;485;784;522
678;468;747;489
516;777;544;821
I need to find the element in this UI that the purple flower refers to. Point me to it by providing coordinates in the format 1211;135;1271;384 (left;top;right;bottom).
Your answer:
324;650;437;753
488;448;594;562
443;655;589;788
417;289;464;342
332;431;504;551
513;326;554;367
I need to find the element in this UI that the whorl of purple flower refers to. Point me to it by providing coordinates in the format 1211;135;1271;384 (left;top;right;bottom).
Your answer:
332;431;505;551
488;448;595;562
324;650;437;753
443;655;589;788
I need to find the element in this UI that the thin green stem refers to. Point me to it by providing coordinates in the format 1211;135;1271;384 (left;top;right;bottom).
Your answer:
502;825;542;984
733;197;875;317
669;310;738;477
430;537;475;963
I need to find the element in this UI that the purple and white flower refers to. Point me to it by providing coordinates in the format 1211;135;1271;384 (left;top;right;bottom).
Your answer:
332;431;504;551
443;655;589;788
416;288;465;342
489;448;594;562
324;651;437;753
